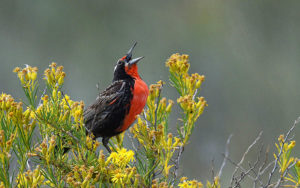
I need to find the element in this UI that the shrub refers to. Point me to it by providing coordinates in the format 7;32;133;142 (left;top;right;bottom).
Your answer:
1;54;299;188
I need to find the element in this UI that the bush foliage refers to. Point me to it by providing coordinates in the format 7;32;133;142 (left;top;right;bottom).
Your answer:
0;54;299;187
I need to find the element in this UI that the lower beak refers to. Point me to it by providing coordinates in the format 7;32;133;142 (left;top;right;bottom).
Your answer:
128;56;144;65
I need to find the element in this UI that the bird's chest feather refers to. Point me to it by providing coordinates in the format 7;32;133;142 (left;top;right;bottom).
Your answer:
118;79;149;132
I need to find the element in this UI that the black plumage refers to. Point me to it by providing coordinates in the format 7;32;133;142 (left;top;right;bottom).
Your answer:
84;55;136;152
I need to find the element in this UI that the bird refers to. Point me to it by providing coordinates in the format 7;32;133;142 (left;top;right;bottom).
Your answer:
83;42;149;152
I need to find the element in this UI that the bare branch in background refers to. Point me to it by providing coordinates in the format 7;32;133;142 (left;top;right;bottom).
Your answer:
219;117;300;188
218;134;233;178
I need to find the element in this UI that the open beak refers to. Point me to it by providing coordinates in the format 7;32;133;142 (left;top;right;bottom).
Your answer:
125;42;137;61
128;56;144;65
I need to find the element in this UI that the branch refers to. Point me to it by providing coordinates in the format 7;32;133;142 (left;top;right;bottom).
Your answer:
218;134;233;178
231;131;263;180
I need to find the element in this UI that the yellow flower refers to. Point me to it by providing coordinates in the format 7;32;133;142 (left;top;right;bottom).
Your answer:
288;141;296;149
106;148;135;168
178;181;189;188
178;179;203;188
166;53;190;74
111;172;125;184
278;134;285;142
166;99;174;113
13;66;38;87
13;67;21;73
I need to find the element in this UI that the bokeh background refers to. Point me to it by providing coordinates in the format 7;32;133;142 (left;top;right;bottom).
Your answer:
1;0;300;184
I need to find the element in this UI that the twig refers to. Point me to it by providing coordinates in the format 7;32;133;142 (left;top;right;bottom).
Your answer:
96;82;100;92
211;159;215;180
26;158;32;171
233;163;257;188
232;131;263;180
38;87;47;107
127;132;137;152
172;146;184;185
218;134;233;177
230;146;263;188
192;89;198;100
248;144;264;187
223;154;248;174
224;154;257;188
260;160;274;177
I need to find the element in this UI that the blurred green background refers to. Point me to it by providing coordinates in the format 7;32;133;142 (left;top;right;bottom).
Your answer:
1;0;300;183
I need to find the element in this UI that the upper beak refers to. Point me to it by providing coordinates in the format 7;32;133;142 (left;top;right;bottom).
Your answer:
126;42;137;61
128;56;144;65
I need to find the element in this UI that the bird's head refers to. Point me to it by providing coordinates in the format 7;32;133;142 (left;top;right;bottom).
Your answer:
113;42;144;81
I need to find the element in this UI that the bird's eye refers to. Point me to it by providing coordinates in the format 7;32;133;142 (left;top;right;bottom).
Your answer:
118;61;122;65
114;61;124;72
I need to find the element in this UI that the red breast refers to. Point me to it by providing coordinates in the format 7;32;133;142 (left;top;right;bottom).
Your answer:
118;78;149;132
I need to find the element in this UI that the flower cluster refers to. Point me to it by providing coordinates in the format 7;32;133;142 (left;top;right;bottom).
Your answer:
165;54;190;75
166;53;205;96
177;95;206;144
13;65;39;106
34;64;85;153
274;134;300;187
0;93;27;125
146;81;174;125
36;93;84;130
166;54;207;144
65;148;137;187
44;62;65;88
11;64;88;187
0;93;34;187
178;177;203;188
16;166;45;188
131;117;181;177
0;130;15;163
276;135;296;174
13;65;38;87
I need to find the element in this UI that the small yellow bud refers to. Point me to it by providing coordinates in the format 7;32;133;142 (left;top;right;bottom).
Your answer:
52;89;57;100
167;133;173;148
27;152;38;157
50;62;57;68
31;71;37;81
180;177;188;182
160;97;167;109
166;100;174;113
288;141;296;149
13;67;21;73
278;134;285;142
58;77;64;86
8;112;14;118
57;91;62;99
134;174;140;187
152;179;158;185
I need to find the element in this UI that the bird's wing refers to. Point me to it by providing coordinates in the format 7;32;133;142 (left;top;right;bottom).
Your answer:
83;80;130;134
